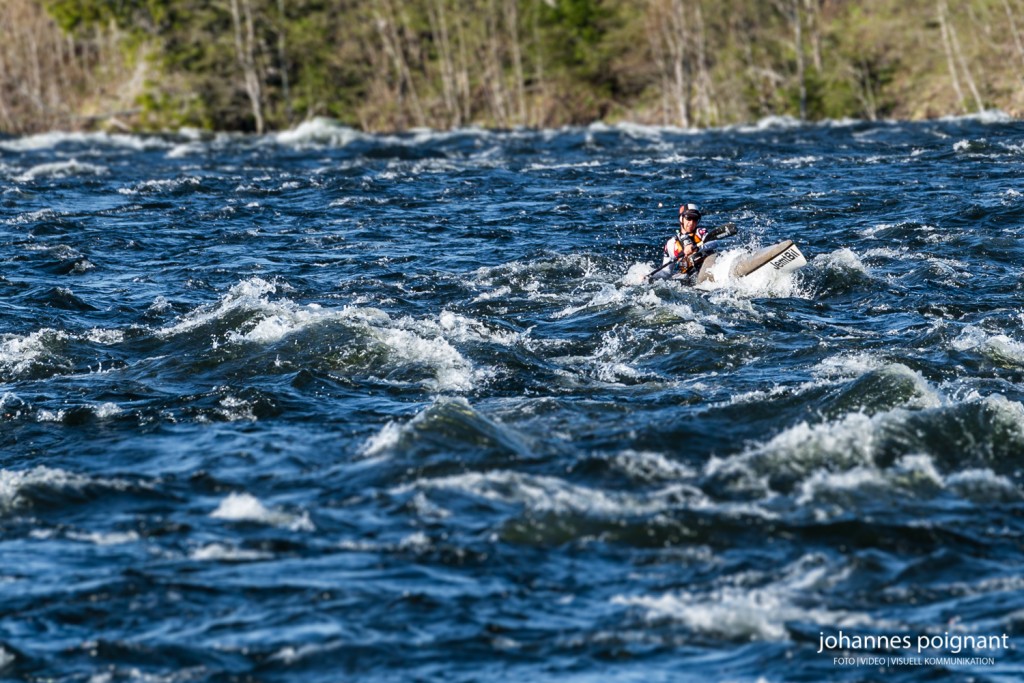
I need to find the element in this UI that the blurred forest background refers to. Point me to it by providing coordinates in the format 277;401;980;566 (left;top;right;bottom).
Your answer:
2;0;1023;134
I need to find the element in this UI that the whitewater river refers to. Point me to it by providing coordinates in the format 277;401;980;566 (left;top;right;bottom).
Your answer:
2;115;1024;682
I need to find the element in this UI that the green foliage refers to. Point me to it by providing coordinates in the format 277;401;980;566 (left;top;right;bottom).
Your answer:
30;0;1024;132
46;0;166;33
537;0;616;84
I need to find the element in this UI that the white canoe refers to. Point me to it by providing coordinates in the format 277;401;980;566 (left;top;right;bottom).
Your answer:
691;240;807;284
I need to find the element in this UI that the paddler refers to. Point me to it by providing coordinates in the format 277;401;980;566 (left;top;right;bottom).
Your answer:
653;203;710;279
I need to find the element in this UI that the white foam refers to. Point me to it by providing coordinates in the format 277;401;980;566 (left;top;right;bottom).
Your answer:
0;131;169;152
724;352;933;411
359;397;531;459
0;328;67;377
2;208;61;225
0;645;13;671
946;468;1020;501
524;160;604;172
812;247;868;274
359;421;405;458
940;109;1012;124
395;469;702;519
952;326;1024;365
733;115;805;133
815;358;940;408
408;491;451;519
372;324;483;392
799;452;1022;508
705;411;891;496
777;155;821;166
713;389;1024;508
0;466;118;510
275;118;364;146
552;284;625;319
85;328;125;345
190;543;274;562
613;450;697;481
612;555;869;641
471;285;512;302
697;248;808;299
398;531;432;552
67;530;140;545
93;403;123;419
590;331;653;383
620;262;656;286
117;177;201;195
15;160;109;182
213;395;257;422
795;454;944;506
435;309;523;346
210;492;314;531
168;278;487;392
158;277;280;338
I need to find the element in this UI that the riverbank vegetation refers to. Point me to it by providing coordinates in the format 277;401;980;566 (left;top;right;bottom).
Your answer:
2;0;1023;134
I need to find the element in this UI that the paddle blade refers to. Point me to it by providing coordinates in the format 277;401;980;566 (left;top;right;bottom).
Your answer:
708;223;737;241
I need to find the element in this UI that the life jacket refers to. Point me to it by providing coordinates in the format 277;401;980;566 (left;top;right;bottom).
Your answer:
664;227;708;262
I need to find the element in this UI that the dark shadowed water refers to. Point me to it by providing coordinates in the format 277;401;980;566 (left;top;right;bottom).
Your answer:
2;115;1024;682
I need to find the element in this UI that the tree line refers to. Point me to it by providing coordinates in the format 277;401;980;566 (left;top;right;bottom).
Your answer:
2;0;1023;135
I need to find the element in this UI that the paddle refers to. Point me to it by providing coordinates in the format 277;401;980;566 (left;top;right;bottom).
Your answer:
709;222;738;240
646;252;688;281
646;223;737;281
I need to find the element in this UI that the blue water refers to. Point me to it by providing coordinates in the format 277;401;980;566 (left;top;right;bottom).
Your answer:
2;115;1024;682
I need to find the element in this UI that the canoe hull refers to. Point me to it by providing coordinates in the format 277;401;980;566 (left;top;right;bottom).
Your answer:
694;240;807;284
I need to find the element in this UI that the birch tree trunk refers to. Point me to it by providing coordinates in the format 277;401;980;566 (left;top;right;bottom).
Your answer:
693;1;719;126
276;0;293;125
485;0;510;127
427;0;460;127
1002;0;1024;67
230;0;265;133
372;0;426;128
937;0;966;111
792;0;807;120
505;0;527;126
938;0;983;113
806;0;822;72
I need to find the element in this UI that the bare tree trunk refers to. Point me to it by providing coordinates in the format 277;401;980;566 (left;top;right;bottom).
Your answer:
852;59;878;121
806;0;823;71
939;0;984;113
427;0;460;127
484;0;509;127
793;0;807;120
1001;0;1024;67
372;0;426;128
693;1;719;126
454;10;473;125
651;0;693;128
531;0;548;126
230;0;265;133
276;0;293;125
646;4;672;124
0;0;137;133
505;0;527;126
937;0;967;113
770;0;806;119
0;42;11;130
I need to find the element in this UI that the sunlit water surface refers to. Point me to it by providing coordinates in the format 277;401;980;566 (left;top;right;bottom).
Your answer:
2;115;1024;682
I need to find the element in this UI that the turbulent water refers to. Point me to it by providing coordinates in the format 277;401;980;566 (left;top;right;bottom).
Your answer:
2;114;1024;682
